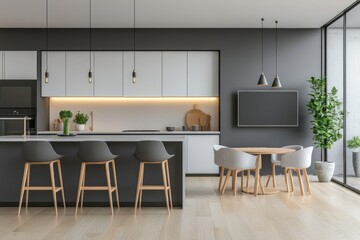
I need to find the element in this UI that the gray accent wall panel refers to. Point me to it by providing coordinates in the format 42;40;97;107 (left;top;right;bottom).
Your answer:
0;28;321;174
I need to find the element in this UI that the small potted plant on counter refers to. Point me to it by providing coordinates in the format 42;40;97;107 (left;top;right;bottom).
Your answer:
347;136;360;177
73;111;89;131
59;110;73;135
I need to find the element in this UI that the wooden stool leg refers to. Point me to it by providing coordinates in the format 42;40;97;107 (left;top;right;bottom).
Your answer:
272;164;276;187
161;161;170;214
218;166;224;193
284;168;289;192
49;162;58;216
105;162;114;215
25;164;31;210
139;163;144;209
232;170;238;196
80;164;86;209
165;160;173;209
134;162;144;214
18;163;29;216
241;171;244;190
303;169;311;194
56;160;66;209
246;170;250;193
75;163;86;215
221;170;231;195
297;169;304;195
289;169;295;192
111;160;120;208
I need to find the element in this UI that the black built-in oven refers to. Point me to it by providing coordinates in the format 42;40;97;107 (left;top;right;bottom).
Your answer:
0;80;37;135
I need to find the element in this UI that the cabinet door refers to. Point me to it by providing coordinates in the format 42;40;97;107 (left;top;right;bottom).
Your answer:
187;135;219;174
123;51;162;96
66;51;94;96
94;51;123;96
162;52;188;96
4;51;37;80
0;51;3;79
41;51;66;97
188;51;219;97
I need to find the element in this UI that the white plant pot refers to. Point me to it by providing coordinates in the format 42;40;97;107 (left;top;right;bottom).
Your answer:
315;161;335;182
75;124;85;131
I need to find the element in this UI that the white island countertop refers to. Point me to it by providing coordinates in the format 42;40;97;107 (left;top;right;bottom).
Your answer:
37;131;220;135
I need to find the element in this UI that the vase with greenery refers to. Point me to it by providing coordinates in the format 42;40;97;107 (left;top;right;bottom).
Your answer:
73;111;89;131
307;76;344;182
59;110;73;135
347;136;360;177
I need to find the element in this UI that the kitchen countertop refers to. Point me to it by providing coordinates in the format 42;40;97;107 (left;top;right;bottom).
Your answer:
37;130;220;135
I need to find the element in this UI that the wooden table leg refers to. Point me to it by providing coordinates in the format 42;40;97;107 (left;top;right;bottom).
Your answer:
253;155;262;196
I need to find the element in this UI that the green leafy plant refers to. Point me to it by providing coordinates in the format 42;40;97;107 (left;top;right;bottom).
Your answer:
73;111;89;125
307;76;344;161
59;110;73;120
347;136;360;150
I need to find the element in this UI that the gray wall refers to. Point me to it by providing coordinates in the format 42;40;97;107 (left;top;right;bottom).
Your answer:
0;28;321;173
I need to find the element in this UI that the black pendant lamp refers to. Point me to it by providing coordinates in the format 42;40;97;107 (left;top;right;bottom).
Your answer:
257;18;268;86
88;0;93;84
44;0;49;83
132;0;136;83
272;20;282;88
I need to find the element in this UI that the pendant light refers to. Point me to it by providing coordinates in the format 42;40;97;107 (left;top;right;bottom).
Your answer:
257;18;268;86
44;0;49;83
88;0;93;84
272;20;282;88
132;0;136;83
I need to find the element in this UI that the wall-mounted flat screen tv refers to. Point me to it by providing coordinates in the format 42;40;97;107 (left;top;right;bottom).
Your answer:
237;90;298;127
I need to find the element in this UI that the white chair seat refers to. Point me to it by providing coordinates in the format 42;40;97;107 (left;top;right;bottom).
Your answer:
272;160;281;165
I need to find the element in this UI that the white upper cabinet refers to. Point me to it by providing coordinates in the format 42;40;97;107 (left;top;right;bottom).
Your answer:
0;52;3;79
188;51;219;97
3;51;37;80
66;51;94;97
94;51;123;96
123;51;162;97
41;51;66;97
162;52;188;97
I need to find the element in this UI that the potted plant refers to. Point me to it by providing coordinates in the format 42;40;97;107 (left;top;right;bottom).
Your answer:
347;136;360;177
59;110;73;135
73;111;89;131
307;76;344;182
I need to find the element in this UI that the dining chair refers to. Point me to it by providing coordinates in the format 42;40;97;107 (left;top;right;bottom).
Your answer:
213;145;228;193
220;148;259;195
281;146;313;195
265;145;303;188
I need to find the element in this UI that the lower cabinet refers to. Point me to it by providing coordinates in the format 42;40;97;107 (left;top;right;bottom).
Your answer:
186;135;219;174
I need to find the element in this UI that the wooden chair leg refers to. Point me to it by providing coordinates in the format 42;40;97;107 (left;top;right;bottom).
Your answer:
49;162;58;216
303;169;311;194
241;171;244;190
233;170;238;196
18;163;29;216
161;161;170;214
297;169;304;195
272;164;276;187
246;170;250;193
284;168;289;192
265;174;271;187
289;169;295;192
134;162;144;214
25;164;31;210
75;163;86;215
56;160;66;209
80;164;86;209
111;160;120;208
165;160;173;208
139;163;144;209
221;169;231;195
105;162;114;215
218;166;224;193
259;176;265;194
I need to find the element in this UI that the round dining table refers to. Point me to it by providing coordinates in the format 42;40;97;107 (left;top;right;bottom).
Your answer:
233;147;296;196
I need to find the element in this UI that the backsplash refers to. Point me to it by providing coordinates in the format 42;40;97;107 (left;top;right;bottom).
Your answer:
49;98;219;132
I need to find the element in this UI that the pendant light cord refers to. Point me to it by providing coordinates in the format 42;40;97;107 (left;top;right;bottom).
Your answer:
89;0;92;70
133;0;136;70
275;20;278;75
46;0;48;71
261;18;264;73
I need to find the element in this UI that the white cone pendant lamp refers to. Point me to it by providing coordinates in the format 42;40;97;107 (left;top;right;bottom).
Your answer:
257;18;268;86
272;20;282;88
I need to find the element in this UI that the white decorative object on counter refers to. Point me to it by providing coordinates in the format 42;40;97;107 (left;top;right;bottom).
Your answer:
75;124;85;131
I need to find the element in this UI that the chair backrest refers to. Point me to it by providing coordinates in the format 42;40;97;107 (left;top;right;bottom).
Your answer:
221;148;257;170
134;140;174;162
271;145;304;163
78;141;117;162
21;141;63;162
281;146;314;169
213;145;228;166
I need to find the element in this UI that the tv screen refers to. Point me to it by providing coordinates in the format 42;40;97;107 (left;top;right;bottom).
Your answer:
237;90;298;127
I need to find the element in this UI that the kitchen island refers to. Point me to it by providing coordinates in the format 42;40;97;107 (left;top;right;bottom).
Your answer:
0;131;220;208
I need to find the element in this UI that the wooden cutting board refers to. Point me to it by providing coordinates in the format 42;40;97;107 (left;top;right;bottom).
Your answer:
200;114;211;131
185;104;205;130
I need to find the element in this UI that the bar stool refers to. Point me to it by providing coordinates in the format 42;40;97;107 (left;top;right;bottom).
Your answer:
75;141;119;215
133;140;174;214
18;141;65;216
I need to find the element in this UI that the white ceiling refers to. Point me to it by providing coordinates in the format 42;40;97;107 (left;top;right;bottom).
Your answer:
0;0;356;28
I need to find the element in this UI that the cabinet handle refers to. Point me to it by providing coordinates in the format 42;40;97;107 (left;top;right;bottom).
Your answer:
45;71;49;83
88;70;92;83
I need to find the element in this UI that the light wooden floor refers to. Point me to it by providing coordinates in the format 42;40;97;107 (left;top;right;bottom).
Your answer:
1;175;360;240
